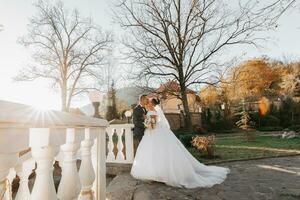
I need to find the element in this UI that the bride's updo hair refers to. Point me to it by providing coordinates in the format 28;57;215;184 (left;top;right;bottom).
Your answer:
151;98;160;106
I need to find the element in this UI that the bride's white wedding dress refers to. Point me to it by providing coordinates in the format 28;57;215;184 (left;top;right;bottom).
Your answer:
131;106;230;188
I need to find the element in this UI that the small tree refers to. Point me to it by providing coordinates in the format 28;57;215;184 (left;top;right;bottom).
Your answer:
106;81;119;121
236;110;251;130
236;99;255;141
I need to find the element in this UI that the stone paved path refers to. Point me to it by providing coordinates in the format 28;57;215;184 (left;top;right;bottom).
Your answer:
107;156;300;200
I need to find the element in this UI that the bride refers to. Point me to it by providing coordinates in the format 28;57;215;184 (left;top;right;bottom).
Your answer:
131;98;230;188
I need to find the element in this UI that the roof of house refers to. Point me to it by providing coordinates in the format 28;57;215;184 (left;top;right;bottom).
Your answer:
149;81;195;98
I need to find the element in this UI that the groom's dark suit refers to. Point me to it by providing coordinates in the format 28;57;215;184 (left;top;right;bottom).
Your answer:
133;104;147;141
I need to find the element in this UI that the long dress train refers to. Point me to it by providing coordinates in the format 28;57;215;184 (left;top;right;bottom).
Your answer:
131;106;230;188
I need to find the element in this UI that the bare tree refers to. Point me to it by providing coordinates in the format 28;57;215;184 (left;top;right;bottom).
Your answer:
16;0;113;112
113;0;294;131
102;50;119;92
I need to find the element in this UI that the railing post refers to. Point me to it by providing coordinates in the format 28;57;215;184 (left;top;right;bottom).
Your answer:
106;128;115;162
57;128;83;200
78;128;97;200
116;128;125;162
0;153;18;200
4;168;16;200
96;128;106;200
15;157;35;200
30;145;57;200
29;128;66;200
124;125;134;163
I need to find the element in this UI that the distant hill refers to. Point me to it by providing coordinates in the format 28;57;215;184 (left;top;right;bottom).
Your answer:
80;86;151;116
80;103;106;117
116;86;151;107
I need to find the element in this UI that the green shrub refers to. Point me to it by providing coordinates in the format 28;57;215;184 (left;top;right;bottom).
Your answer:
210;118;234;132
250;113;281;129
174;130;193;135
258;126;283;132
193;125;208;135
260;115;280;127
279;97;296;127
178;134;194;147
288;125;300;132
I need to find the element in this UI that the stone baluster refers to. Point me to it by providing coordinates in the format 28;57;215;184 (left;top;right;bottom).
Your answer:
106;128;115;162
0;153;18;200
4;168;16;200
124;126;134;163
0;127;30;200
78;128;97;200
116;128;125;162
30;146;57;200
15;157;35;200
95;128;106;200
91;138;97;197
57;128;84;200
29;128;66;200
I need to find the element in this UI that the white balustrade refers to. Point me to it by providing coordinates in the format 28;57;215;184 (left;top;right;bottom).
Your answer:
95;128;106;200
30;128;66;200
124;126;134;163
116;128;125;161
106;128;115;162
15;156;35;200
78;128;98;200
0;101;136;200
105;124;134;164
57;128;84;200
3;166;16;200
0;100;108;200
0;126;28;200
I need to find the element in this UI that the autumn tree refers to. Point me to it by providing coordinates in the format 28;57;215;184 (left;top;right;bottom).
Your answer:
114;0;289;131
280;62;300;97
16;0;113;111
199;86;219;106
225;58;282;101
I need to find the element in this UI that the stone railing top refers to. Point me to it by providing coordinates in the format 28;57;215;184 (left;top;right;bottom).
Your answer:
0;100;108;128
108;124;134;128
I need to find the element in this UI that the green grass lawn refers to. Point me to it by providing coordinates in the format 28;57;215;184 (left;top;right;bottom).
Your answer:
217;135;300;150
189;135;300;164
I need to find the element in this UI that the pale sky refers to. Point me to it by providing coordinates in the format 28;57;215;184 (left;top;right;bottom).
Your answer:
0;0;299;110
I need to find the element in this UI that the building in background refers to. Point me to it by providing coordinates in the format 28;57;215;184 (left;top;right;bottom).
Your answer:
149;80;201;113
149;81;202;130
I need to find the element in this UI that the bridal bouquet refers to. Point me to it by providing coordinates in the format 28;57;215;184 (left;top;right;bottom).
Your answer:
144;115;157;129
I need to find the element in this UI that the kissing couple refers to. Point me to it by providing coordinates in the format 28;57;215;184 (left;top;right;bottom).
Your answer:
131;94;230;188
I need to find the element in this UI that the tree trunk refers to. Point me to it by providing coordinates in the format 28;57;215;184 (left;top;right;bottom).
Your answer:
180;84;193;132
61;81;68;112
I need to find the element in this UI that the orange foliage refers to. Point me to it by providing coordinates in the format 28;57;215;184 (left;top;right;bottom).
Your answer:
226;58;282;101
258;96;269;116
199;85;219;106
191;135;216;157
198;58;299;105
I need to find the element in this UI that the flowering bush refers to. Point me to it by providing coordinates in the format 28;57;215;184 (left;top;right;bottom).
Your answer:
191;135;216;158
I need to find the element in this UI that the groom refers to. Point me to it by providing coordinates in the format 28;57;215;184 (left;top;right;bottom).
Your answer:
132;94;149;151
